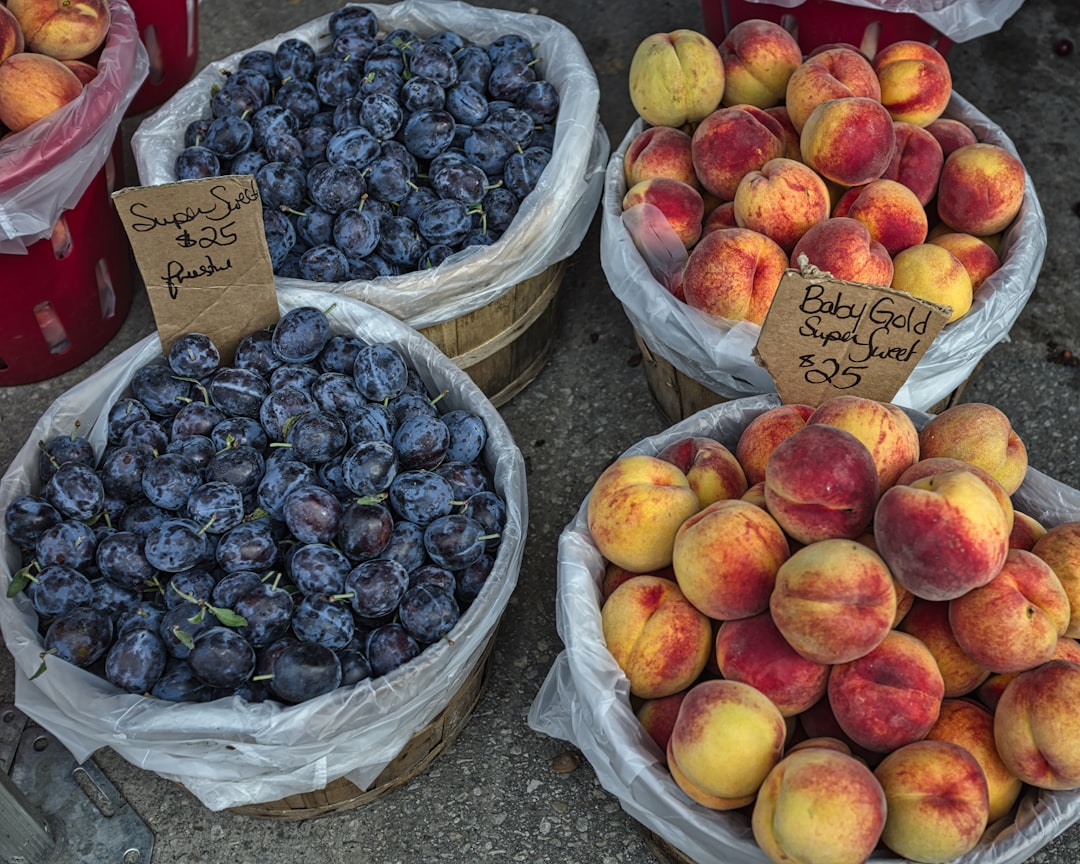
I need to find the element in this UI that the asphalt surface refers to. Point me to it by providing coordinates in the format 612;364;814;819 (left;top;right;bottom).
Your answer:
2;0;1080;862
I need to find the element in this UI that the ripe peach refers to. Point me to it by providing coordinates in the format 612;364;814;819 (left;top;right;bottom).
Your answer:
994;659;1080;790
1054;636;1080;665
828;184;862;219
622;177;704;250
764;424;880;545
1010;510;1047;551
7;0;110;61
0;51;85;133
949;548;1070;674
829;630;945;753
882;121;945;206
928;232;1001;293
890;242;973;323
701;200;737;236
752;745;887;864
874;740;989;863
601;575;712;699
742;481;767;509
716;612;829;717
586;454;701;573
936;142;1026;236
872;40;952;127
60;58;98;85
656;436;748;508
0;4;25;64
900;598;990;698
733;157;831;254
800;97;897;187
874;469;1011;601
798;696;880;767
666;745;758;810
926;698;1023;823
917;402;1029;494
806;42;868;59
807;395;920;491
667;678;787;808
883;568;916;626
925;117;978;157
895;456;1015;535
764;105;802;162
624;125;700;190
600;562;674;601
672;499;789;620
975;672;1015;713
718;18;803;109
628;29;725;127
927;218;1003;254
735;404;815;488
982;645;1078;710
636;690;688;752
785;46;881;133
691;104;786;201
681;226;789;325
770;538;896;665
789;217;893;286
1031;522;1080;637
842;178;928;257
786;736;853;756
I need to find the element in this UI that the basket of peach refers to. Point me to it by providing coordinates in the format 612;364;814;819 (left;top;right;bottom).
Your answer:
0;0;148;385
530;394;1080;864
600;21;1045;420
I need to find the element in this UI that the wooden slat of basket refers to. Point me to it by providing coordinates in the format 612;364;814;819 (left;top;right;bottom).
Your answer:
635;332;727;425
420;260;565;406
638;824;699;864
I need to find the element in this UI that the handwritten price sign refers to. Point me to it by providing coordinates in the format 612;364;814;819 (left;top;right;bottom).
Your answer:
754;269;951;407
112;175;281;362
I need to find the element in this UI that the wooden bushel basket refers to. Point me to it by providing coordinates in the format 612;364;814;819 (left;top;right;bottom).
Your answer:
640;825;697;864
419;261;565;408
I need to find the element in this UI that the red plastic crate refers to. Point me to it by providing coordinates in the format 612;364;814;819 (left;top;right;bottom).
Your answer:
125;0;200;116
0;137;133;386
702;0;953;56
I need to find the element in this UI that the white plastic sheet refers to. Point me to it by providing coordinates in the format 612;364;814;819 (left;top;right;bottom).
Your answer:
0;0;149;255
0;287;527;812
131;0;609;330
600;93;1047;412
732;0;1026;43
528;393;1080;864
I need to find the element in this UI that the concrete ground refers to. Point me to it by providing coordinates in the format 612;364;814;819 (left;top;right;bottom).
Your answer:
2;0;1080;862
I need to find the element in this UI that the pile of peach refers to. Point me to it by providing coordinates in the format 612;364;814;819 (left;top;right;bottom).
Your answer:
623;22;1027;327
0;0;112;134
587;396;1080;864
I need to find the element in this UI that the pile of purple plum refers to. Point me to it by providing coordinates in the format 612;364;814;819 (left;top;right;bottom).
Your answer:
175;4;560;281
5;305;507;705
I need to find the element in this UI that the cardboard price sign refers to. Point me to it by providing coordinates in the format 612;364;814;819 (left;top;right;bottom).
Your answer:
754;269;951;407
112;175;281;361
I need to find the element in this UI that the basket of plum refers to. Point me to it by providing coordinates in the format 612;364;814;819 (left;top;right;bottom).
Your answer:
0;286;526;815
131;0;608;405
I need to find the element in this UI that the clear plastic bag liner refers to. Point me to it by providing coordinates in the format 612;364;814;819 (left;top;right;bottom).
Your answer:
130;0;609;330
0;286;528;812
528;393;1080;864
0;0;149;254
600;92;1047;412
731;0;1026;43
